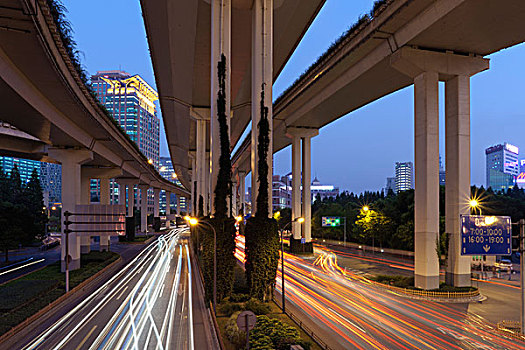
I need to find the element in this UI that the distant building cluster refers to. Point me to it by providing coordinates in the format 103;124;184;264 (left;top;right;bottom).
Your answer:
486;142;523;190
270;173;339;212
159;156;187;214
0;157;62;207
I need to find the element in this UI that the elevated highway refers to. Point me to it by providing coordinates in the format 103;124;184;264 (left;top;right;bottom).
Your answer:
229;0;525;289
0;0;188;269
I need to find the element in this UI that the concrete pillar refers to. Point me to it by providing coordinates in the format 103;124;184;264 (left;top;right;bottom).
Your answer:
118;183;124;205
413;71;440;290
238;171;246;214
166;191;171;229
251;0;273;217
302;136;312;243
79;168;92;254
190;155;196;216
48;149;93;271
390;47;489;289
196;119;208;214
445;75;472;287
206;151;211;214
100;178;110;205
127;184;135;218
232;180;237;216
154;188;160;217
291;135;301;239
139;184;149;233
100;178;111;252
210;0;231;216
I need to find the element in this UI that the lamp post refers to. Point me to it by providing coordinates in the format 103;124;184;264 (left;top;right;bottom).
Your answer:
469;198;484;277
279;217;304;313
187;217;217;314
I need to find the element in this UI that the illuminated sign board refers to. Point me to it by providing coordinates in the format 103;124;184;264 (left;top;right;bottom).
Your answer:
517;173;525;184
322;217;341;227
461;215;511;255
505;143;519;155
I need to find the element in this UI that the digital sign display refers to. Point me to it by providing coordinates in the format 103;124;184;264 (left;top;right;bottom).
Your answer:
461;215;511;256
322;217;341;227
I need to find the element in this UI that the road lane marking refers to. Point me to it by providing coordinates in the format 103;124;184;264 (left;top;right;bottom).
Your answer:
75;325;97;350
116;285;129;300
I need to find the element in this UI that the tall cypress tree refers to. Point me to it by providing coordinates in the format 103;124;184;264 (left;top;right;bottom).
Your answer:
23;169;47;240
9;164;22;204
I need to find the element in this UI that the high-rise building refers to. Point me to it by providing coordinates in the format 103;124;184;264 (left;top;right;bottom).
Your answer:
439;155;446;186
0;156;41;185
0;157;62;206
385;177;396;193
272;175;292;212
395;162;414;192
40;162;62;205
91;71;161;207
159;156;186;213
485;143;519;191
91;70;160;167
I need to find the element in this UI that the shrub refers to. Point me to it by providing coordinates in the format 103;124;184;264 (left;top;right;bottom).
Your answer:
244;299;271;315
225;311;246;349
218;302;242;317
229;293;250;303
251;315;301;350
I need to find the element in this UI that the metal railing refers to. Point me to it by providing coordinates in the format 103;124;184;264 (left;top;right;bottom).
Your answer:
365;278;480;299
273;297;334;350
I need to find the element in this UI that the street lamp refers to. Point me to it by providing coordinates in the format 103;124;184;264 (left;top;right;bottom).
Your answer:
469;198;481;215
187;217;217;314
280;217;304;313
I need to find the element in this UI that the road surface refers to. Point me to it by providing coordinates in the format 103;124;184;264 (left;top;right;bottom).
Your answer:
17;228;214;350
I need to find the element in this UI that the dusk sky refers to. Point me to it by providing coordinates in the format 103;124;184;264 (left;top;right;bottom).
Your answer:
63;0;525;193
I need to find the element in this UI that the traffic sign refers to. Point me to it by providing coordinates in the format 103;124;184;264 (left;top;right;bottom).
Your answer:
237;311;257;332
461;215;511;255
322;216;341;227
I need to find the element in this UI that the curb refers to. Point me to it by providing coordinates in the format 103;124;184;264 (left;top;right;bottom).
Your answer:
363;277;483;303
0;256;122;344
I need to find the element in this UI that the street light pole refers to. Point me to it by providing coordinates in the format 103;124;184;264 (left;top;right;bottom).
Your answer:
279;217;304;313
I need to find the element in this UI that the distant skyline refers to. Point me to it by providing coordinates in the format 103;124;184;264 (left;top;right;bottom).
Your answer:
63;0;525;193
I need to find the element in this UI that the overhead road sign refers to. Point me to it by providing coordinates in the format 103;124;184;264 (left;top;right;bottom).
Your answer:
461;215;511;255
322;217;341;227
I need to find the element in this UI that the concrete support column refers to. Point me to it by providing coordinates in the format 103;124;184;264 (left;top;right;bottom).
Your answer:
100;178;111;251
231;180;237;216
196;119;208;214
79;168;91;254
190;155;196;216
251;0;273;216
48;149;93;271
139;184;149;233
118;183;124;205
127;184;135;217
100;178;110;205
206;151;211;214
166;191;171;229
445;75;472;287
413;71;440;290
291;135;302;239
238;171;246;214
154;188;160;217
302;136;313;243
210;0;231;216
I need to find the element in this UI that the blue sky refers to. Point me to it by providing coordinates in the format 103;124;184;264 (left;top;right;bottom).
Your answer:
63;0;525;193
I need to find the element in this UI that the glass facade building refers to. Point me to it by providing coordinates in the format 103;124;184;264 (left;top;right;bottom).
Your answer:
395;162;414;193
159;156;187;214
485;143;519;191
0;156;62;206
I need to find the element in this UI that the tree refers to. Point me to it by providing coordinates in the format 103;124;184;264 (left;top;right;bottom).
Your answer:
23;169;47;241
0;201;26;261
245;84;280;301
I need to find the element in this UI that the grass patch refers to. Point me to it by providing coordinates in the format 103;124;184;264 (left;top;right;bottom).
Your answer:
0;251;118;335
216;299;321;350
122;235;154;243
371;274;477;292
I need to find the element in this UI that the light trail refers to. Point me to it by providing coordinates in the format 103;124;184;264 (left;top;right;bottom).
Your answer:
0;258;45;276
235;234;525;349
23;228;196;350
